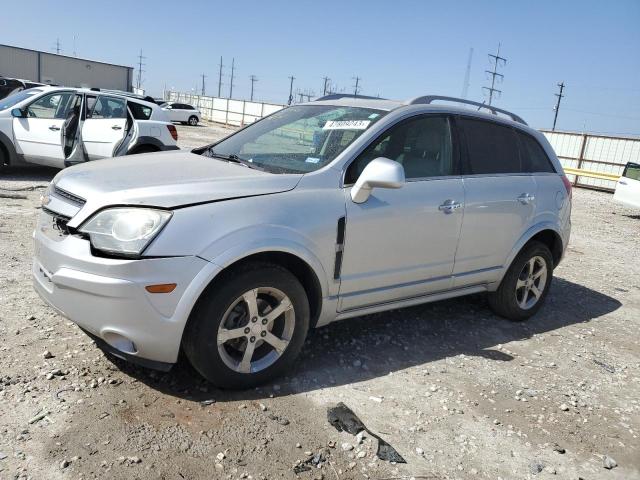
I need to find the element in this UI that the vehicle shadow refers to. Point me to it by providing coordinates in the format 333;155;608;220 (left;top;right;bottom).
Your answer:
0;166;57;183
107;276;621;402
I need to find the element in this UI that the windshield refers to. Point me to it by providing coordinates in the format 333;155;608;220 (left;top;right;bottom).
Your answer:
0;88;44;111
202;105;387;173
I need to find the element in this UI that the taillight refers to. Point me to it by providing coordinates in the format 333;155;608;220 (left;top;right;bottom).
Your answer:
167;124;178;141
561;174;572;200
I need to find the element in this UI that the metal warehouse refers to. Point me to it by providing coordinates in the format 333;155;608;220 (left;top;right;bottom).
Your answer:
0;44;133;92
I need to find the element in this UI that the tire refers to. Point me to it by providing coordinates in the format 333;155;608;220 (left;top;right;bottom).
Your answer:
188;116;199;126
0;144;8;174
183;262;310;389
487;241;553;321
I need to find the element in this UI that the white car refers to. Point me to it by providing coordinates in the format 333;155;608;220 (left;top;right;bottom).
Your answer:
0;86;179;171
613;162;640;209
162;102;201;126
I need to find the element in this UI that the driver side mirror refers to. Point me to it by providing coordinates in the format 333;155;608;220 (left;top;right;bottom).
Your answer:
11;108;26;118
351;157;405;203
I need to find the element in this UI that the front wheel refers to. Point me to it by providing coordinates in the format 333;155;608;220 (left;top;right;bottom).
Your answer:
188;116;199;126
183;263;310;389
488;241;553;321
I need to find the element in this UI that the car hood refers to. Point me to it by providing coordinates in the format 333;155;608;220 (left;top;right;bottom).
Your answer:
54;151;302;224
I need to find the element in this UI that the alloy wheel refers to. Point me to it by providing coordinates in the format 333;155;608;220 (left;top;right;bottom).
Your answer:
515;256;548;310
217;287;295;374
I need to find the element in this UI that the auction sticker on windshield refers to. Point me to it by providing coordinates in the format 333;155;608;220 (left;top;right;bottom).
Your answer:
323;120;371;130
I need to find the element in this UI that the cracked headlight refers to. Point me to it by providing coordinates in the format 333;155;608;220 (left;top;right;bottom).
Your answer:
79;208;172;256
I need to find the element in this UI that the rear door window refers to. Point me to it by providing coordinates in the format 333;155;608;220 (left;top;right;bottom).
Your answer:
89;96;126;119
516;131;556;173
459;117;522;174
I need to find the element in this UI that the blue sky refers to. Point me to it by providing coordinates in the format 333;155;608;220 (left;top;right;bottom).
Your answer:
3;0;639;134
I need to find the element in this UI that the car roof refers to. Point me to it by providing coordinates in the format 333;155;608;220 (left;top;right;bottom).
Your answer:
35;85;158;108
305;94;528;128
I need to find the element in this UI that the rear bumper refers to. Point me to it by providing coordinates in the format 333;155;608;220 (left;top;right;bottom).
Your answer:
33;215;221;365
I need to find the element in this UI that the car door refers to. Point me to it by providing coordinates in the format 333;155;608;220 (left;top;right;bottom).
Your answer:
81;95;127;160
339;114;465;311
614;162;640;209
174;104;190;122
12;90;75;167
452;117;537;288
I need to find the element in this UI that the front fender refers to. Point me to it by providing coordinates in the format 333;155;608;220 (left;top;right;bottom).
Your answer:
198;225;332;299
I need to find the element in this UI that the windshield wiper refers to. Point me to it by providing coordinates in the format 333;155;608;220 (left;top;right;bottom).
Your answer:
207;149;264;171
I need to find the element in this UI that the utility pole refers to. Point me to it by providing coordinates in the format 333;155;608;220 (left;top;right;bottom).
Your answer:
229;58;235;99
136;49;146;91
353;76;361;96
72;35;77;57
552;81;565;131
249;75;258;101
482;43;506;105
217;56;223;97
54;38;61;54
287;75;295;105
461;47;474;99
200;74;206;96
322;76;330;96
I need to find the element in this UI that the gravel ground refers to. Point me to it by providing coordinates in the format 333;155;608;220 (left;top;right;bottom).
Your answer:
0;124;639;479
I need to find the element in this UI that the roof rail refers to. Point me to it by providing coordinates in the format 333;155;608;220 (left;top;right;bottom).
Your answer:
315;93;387;101
404;95;527;125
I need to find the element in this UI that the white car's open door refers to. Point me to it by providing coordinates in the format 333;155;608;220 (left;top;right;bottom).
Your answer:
81;95;127;160
12;91;76;167
614;162;640;209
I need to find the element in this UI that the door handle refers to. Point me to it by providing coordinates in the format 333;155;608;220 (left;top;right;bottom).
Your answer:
49;125;61;131
517;193;535;204
438;199;462;214
112;125;122;130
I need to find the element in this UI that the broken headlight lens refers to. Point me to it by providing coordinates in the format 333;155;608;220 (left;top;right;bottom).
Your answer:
79;208;172;256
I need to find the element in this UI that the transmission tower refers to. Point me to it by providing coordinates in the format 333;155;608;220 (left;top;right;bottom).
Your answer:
322;76;331;96
287;76;295;105
249;75;258;101
217;56;223;97
200;74;206;96
552;82;565;131
461;47;474;99
229;58;235;99
136;49;146;91
353;76;361;96
482;43;506;105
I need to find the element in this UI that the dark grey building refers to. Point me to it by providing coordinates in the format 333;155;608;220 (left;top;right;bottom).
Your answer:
0;44;133;92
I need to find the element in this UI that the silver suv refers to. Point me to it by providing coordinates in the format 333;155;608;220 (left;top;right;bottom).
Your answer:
33;95;571;388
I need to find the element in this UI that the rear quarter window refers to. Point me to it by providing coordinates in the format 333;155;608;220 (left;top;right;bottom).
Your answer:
459;117;522;174
623;162;640;180
516;131;556;173
129;102;153;120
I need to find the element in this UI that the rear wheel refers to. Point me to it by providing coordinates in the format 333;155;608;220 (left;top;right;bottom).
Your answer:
188;115;199;126
0;145;8;174
488;241;553;321
183;263;310;389
129;145;159;155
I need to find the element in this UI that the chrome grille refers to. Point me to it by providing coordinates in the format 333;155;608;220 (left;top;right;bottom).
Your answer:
52;186;86;207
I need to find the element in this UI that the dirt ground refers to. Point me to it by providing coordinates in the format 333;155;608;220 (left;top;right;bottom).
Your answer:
0;122;639;479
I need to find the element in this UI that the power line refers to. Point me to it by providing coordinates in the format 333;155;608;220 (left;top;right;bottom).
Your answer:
482;43;506;105
353;76;361;96
200;73;207;96
461;47;473;99
217;56;224;98
552;81;565;131
229;57;235;99
136;49;146;91
287;75;295;105
249;75;258;101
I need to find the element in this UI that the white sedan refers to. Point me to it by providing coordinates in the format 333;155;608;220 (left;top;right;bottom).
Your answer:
162;102;201;126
